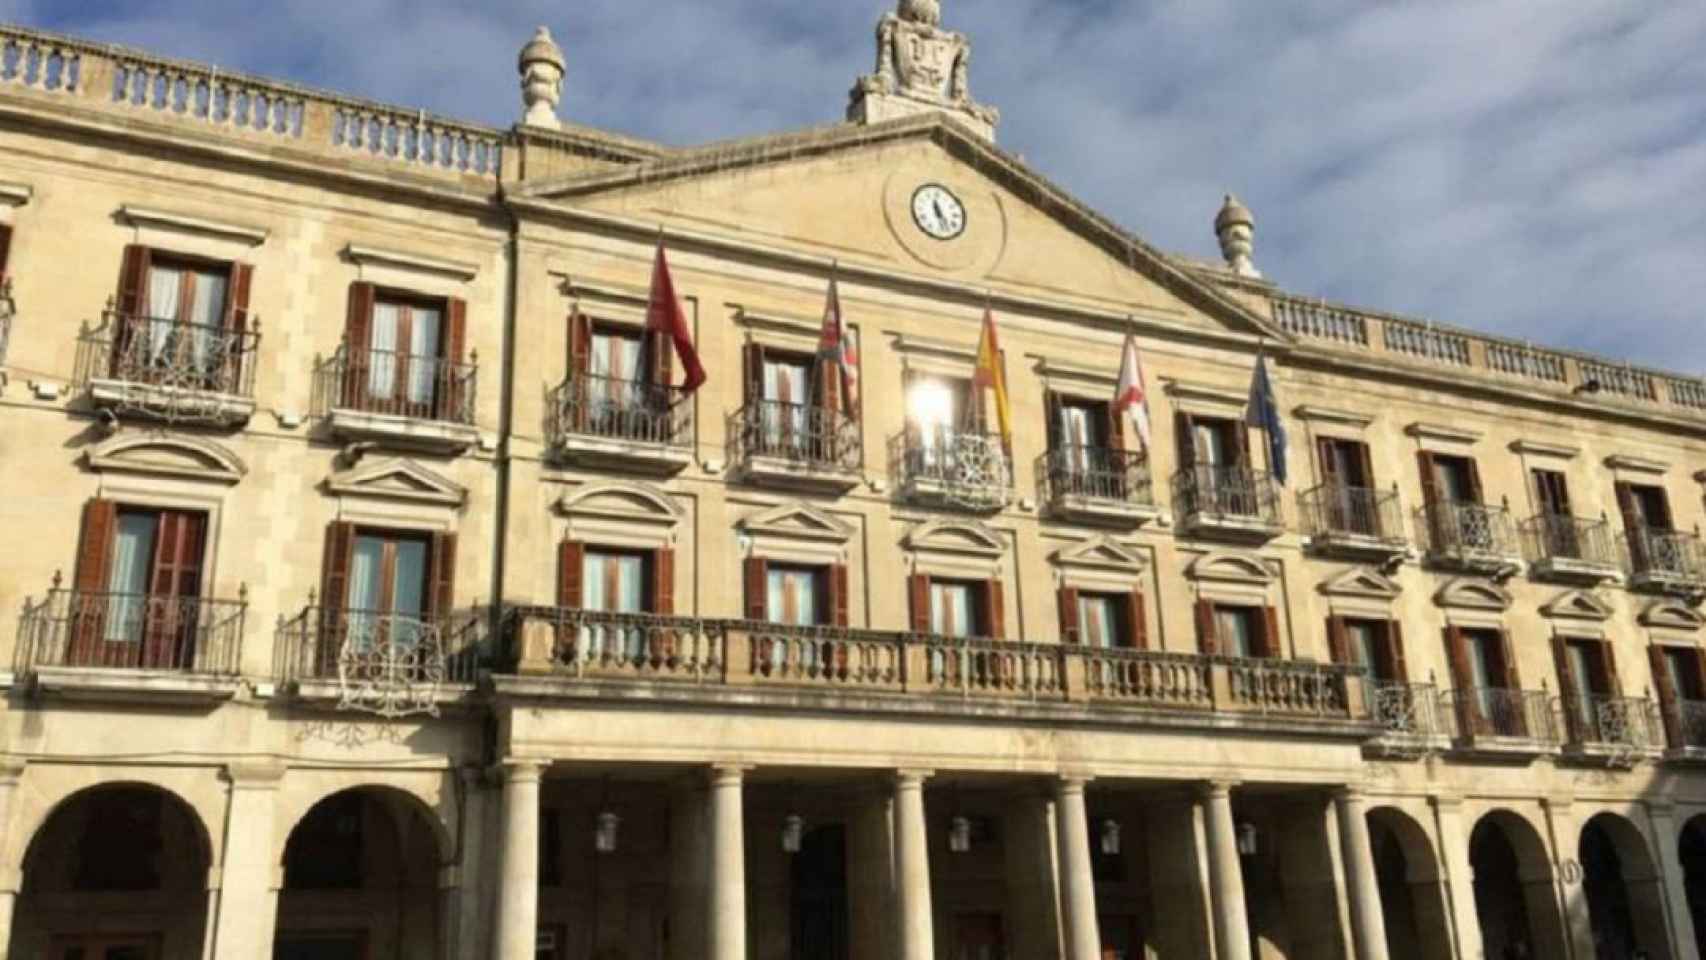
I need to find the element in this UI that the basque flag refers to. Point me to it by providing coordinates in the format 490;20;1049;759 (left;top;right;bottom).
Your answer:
1246;345;1288;486
646;240;707;393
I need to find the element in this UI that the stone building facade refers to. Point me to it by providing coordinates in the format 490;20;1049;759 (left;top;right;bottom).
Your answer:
1;6;1705;960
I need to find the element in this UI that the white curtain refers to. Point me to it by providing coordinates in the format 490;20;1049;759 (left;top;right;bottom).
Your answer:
766;569;817;626
390;539;428;649
1215;607;1253;658
368;302;401;398
144;265;183;365
1079;595;1115;649
1059;405;1092;472
104;514;156;643
407;306;442;405
763;360;809;446
582;553;644;660
187;270;227;372
347;537;384;651
931;583;972;638
591;332;643;412
1347;621;1379;673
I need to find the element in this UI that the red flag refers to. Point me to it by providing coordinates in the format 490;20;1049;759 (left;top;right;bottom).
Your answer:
816;276;860;415
1113;333;1153;450
646;241;707;393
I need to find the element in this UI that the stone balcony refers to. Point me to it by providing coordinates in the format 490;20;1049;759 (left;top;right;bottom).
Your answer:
1420;500;1522;575
1625;527;1706;600
888;427;1013;513
497;608;1377;738
1298;483;1408;562
726;400;863;493
76;308;261;427
1170;466;1284;542
1439;686;1562;760
1035;447;1159;528
1520;513;1623;584
547;374;695;476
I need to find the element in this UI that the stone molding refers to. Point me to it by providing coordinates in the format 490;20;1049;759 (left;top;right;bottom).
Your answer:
84;432;247;484
325;456;467;508
344;242;479;281
120;204;269;246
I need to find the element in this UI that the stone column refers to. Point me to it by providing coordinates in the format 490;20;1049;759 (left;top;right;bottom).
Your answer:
208;761;287;959
707;764;748;960
1649;801;1701;960
894;770;936;960
1336;788;1391;960
1201;781;1252;960
0;758;25;955
1430;795;1483;960
493;760;546;960
1544;796;1593;960
848;789;895;960
1056;778;1101;960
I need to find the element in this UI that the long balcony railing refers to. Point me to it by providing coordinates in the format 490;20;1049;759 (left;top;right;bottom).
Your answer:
1626;526;1706;592
1519;513;1621;573
727;400;862;474
313;343;477;425
1420;500;1519;565
888;426;1013;510
77;308;260;398
18;582;245;676
1559;694;1664;752
548;374;694;451
502;608;1372;728
1298;483;1405;546
1442;687;1558;744
1171;465;1282;526
274;605;489;688
1663;699;1706;752
1036;447;1155;511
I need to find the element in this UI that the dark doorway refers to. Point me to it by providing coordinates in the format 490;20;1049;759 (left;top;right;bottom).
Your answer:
1471;818;1535;958
790;825;849;960
1582;819;1638;958
1683;818;1706;960
1372;825;1422;960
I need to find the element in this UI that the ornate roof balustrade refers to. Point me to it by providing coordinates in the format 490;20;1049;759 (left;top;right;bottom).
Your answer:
501;608;1376;735
0;24;503;182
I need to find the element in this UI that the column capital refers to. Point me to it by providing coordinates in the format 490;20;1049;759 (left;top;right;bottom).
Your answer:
1055;775;1094;796
0;755;25;785
1333;784;1368;804
894;768;935;788
1428;792;1466;812
1645;797;1678;818
1197;779;1239;801
223;761;287;789
498;758;549;784
708;763;752;788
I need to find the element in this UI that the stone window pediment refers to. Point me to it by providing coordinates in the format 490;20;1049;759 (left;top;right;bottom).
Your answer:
1434;576;1511;612
904;518;1005;579
1319;566;1401;601
557;480;682;549
1187;550;1274;586
1640;600;1704;632
738;501;855;565
325;457;466;507
1052;534;1145;592
84;433;246;484
1540;589;1614;623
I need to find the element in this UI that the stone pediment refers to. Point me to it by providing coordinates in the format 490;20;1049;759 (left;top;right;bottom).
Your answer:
1540;589;1614;622
904;518;1004;559
1053;534;1146;575
739;501;855;544
557;481;681;524
1435;577;1512;612
325;457;466;507
1187;550;1274;586
83;433;246;484
1641;600;1705;632
511;117;1282;346
1319;567;1402;600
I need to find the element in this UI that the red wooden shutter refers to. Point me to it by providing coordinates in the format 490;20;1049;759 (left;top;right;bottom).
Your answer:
1465;459;1486;505
114;246;151;374
343;283;376;408
909;574;932;634
141;510;205;669
1386;622;1409;683
69;499;119;661
568;311;593;430
1317;439;1341;488
1044;392;1063;450
1126;590;1148;650
428;532;457;621
648;323;673;388
1235;418;1253;468
1600;641;1621;697
652;549;675;616
1261;606;1282;659
0;223;13;282
1106;399;1126;454
1444;626;1482;734
1416;452;1440;504
743;342;765;405
442;297;469;420
1356;442;1376;490
829;565;851;628
558;541;585;608
1058;587;1081;644
744;557;769;621
1499;629;1526;736
1326;616;1349;665
1175;412;1198;471
1553;635;1582;742
1651;647;1684;748
226;262;254;332
984;580;1005;639
318;521;357;675
816;352;840;415
1195;599;1218;655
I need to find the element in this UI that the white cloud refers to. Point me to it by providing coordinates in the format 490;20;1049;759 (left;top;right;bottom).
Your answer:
15;0;1706;371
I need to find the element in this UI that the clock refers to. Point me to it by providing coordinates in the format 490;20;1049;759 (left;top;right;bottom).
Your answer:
911;183;967;241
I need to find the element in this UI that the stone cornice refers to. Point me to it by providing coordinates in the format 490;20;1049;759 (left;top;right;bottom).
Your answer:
1295;405;1373;429
1405;422;1483;445
344;243;480;281
121;204;270;246
0;181;32;206
1510;439;1581;460
1605;454;1670;475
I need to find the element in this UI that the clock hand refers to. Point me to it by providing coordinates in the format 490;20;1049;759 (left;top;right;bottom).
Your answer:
933;198;946;222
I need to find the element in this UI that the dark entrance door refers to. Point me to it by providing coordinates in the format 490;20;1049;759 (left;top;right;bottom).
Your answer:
272;934;367;960
789;825;849;960
1582;821;1638;959
1471;820;1535;959
50;936;161;960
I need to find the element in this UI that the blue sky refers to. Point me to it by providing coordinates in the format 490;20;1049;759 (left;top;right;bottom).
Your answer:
9;1;1706;373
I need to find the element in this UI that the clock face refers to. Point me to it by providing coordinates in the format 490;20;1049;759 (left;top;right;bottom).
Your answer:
911;184;967;241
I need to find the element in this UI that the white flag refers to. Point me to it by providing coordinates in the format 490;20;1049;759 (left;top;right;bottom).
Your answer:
1113;333;1152;450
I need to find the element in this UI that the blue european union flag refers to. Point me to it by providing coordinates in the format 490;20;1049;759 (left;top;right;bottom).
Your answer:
1247;350;1288;486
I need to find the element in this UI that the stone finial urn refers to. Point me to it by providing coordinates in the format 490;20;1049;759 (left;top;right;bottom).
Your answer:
1216;194;1261;279
518;26;566;129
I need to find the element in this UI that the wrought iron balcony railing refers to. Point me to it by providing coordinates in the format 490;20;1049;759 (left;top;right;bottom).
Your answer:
1520;513;1621;573
1036;446;1155;511
17;582;245;676
1370;681;1443;739
1442;687;1558;744
313;343;476;425
888;426;1013;510
274;605;489;688
1171;466;1282;526
1419;500;1519;565
77;308;260;398
1626;526;1706;591
727;400;862;473
1663;699;1706;751
1558;694;1663;752
548;373;694;451
1298;483;1405;545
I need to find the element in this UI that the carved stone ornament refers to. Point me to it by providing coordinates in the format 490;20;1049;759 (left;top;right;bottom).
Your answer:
518;26;566;129
849;0;999;141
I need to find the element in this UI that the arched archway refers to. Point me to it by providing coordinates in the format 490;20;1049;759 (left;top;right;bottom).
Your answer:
1470;810;1568;960
13;782;212;959
1579;812;1672;960
273;786;447;960
1367;806;1453;960
1681;816;1706;960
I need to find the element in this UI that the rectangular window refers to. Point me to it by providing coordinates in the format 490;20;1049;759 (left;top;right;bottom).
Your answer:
762;353;812;448
1430;455;1479;504
1666;647;1706;701
1078;593;1124;649
138;257;230;379
1464;629;1502;690
1319;438;1371;488
1563;638;1610;704
766;565;823;627
931;580;977;638
1532;469;1571;517
588;325;646;419
1193;418;1241;468
583;550;648;614
909;374;974;461
1214;604;1259;658
1346;619;1383;678
345;531;431;652
1620;483;1674;531
367;295;443;408
103;507;206;649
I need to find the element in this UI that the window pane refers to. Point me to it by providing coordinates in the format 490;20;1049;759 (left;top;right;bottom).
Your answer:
932;583;972;638
144;265;184;363
767;568;818;626
1565;643;1596;703
391;540;428;618
368;303;401;397
1467;632;1496;689
106;514;158;642
407;306;442;404
1347;621;1379;674
1215;606;1252;658
1079;595;1117;649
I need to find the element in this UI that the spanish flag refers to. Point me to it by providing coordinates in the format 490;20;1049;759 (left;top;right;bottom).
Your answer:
973;307;1012;446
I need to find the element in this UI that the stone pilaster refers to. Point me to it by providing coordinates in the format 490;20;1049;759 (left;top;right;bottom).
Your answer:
0;757;26;958
1429;795;1483;960
1201;781;1252;960
1335;788;1390;960
209;761;287;960
1648;800;1701;960
493;760;546;960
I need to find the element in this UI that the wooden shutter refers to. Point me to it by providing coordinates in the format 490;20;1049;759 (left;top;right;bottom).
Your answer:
908;574;932;634
69;499;119;661
1600;641;1621;697
1125;590;1148;650
0;222;11;281
1260;606;1282;659
225;262;254;333
1326;616;1349;665
652;549;675;616
1615;482;1642;529
429;532;457;621
1498;629;1526;736
442;297;469;420
1651;646;1684;748
1317;439;1342;488
558;541;585;608
1234;418;1253;468
1416;452;1440;505
1044;392;1063;451
1058;587;1081;644
343;283;376;408
829;565;851;628
1444;625;1483;734
567;311;593;430
1385;621;1409;683
648;322;674;389
1355;441;1376;490
1553;635;1583;742
815;351;840;415
1195;599;1218;655
141;511;205;668
983;580;1006;639
1465;459;1485;504
1175;412;1198;471
319;521;357;675
743;341;766;406
744;557;769;621
114;246;151;374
